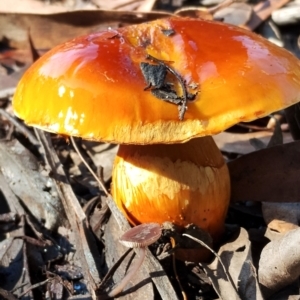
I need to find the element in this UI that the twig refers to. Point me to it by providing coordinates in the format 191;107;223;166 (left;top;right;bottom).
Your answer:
170;237;187;300
0;287;18;300
70;136;109;196
14;279;51;298
0;109;39;147
245;0;292;30
0;87;16;99
208;0;235;14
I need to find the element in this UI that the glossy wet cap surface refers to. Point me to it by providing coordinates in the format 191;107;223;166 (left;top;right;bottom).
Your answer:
13;17;300;144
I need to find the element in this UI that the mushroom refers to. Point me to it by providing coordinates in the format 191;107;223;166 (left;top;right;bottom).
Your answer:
108;222;161;297
13;17;300;261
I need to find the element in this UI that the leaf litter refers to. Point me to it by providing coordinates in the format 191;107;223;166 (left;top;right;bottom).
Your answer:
0;0;300;299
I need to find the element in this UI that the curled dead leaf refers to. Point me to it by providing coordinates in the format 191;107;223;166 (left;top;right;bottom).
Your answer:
259;228;300;297
203;227;263;300
228;141;300;203
262;202;300;233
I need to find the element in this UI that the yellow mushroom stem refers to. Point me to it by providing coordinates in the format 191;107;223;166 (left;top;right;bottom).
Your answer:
112;136;230;262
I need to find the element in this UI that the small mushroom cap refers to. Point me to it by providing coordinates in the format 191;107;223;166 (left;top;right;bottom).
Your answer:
13;17;300;144
119;223;162;248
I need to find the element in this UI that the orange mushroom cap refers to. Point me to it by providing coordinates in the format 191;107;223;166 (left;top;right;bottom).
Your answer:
13;17;300;144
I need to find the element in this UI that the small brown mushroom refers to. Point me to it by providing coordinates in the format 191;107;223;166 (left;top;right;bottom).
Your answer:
108;223;162;297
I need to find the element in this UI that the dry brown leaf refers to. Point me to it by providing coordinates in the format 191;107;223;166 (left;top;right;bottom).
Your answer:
0;139;63;230
213;131;293;155
0;10;170;50
174;7;214;19
137;0;157;12
0;66;28;100
228;141;300;203
0;0;98;13
272;3;300;25
203;227;263;300
0;0;69;14
262;202;300;233
259;228;300;297
91;0;144;11
214;3;253;26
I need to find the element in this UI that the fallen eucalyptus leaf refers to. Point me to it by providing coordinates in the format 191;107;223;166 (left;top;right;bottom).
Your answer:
262;202;300;233
0;10;170;50
203;228;263;300
272;3;300;25
259;227;300;297
228;141;300;203
214;3;252;26
213;131;292;155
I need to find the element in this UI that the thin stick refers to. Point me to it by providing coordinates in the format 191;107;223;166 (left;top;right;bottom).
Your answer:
16;279;51;298
70;136;109;196
0;109;39;146
170;237;187;300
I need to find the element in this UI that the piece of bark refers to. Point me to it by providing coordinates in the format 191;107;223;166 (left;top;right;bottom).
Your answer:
0;139;63;230
0;174;32;298
228;141;300;202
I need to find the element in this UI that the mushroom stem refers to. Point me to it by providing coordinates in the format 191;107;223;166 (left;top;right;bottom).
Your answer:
112;136;230;261
108;248;146;297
